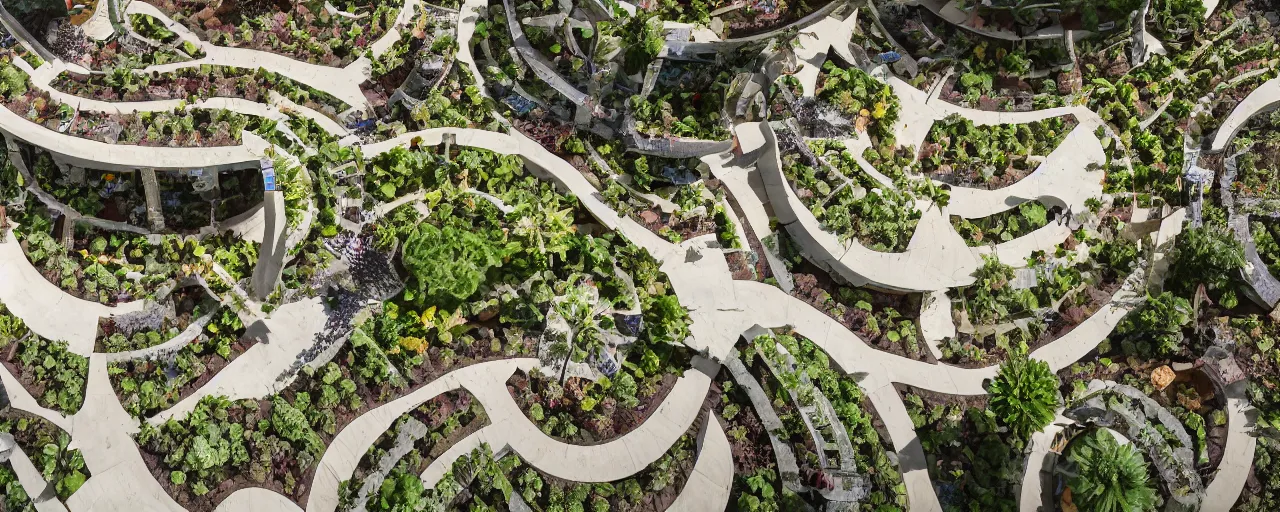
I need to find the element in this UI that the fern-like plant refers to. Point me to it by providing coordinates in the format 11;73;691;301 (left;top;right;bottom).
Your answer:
1067;430;1158;512
987;342;1058;440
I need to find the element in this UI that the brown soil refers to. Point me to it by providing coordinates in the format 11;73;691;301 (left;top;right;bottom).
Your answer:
1;339;85;415
506;369;680;446
716;178;772;283
790;263;933;363
943;275;1126;368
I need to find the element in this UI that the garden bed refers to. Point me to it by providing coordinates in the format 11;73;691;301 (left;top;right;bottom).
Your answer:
942;231;1139;366
780;137;927;253
109;306;257;419
630;60;733;141
644;0;828;38
885;5;1074;104
707;364;793;508
95;285;218;353
505;367;679;445
0;65;255;147
359;4;456;108
735;330;908;508
146;0;400;66
335;389;489;509
1254;219;1280;278
1232;315;1280;509
213;167;267;222
790;267;931;362
950;201;1056;246
1057;353;1227;473
0;304;88;415
616;180;741;248
359;422;699;510
919;114;1077;189
50;67;349;117
135;332;399;510
10;202;234;305
26;151;140;222
814;59;899;141
1230;113;1280;200
0;462;33;511
0;408;90;500
896;386;1020;509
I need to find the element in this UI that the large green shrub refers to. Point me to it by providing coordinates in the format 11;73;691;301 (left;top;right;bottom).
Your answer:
401;223;508;305
987;344;1059;440
1067;430;1158;512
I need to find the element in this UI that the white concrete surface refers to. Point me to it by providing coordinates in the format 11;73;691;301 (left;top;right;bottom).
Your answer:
0;229;146;356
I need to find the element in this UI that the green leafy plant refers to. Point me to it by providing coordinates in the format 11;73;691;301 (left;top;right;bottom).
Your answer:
987;343;1058;441
1066;430;1158;512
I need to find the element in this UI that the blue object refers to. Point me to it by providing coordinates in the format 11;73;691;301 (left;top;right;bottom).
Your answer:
262;168;276;192
616;313;643;337
877;51;902;64
348;118;376;133
503;94;536;115
594;346;620;377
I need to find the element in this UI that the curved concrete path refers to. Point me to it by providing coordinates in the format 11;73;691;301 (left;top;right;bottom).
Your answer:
1211;76;1280;152
215;487;303;512
945;124;1106;220
1202;388;1258;512
752;120;980;292
65;355;185;512
126;2;369;109
0;229;146;356
1018;412;1072;511
666;414;734;512
147;297;329;424
306;358;536;512
0;5;1251;511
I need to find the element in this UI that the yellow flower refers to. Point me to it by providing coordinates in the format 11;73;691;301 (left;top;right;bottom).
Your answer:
399;337;428;354
420;306;437;328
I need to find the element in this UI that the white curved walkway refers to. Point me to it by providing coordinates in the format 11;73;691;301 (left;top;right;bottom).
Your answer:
1018;412;1072;511
0;229;146;356
215;487;302;512
1210;76;1280;151
945;124;1106;219
666;415;734;512
147;297;329;424
126;2;369;109
1202;389;1258;512
306;358;536;512
66;356;185;512
751;120;980;293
